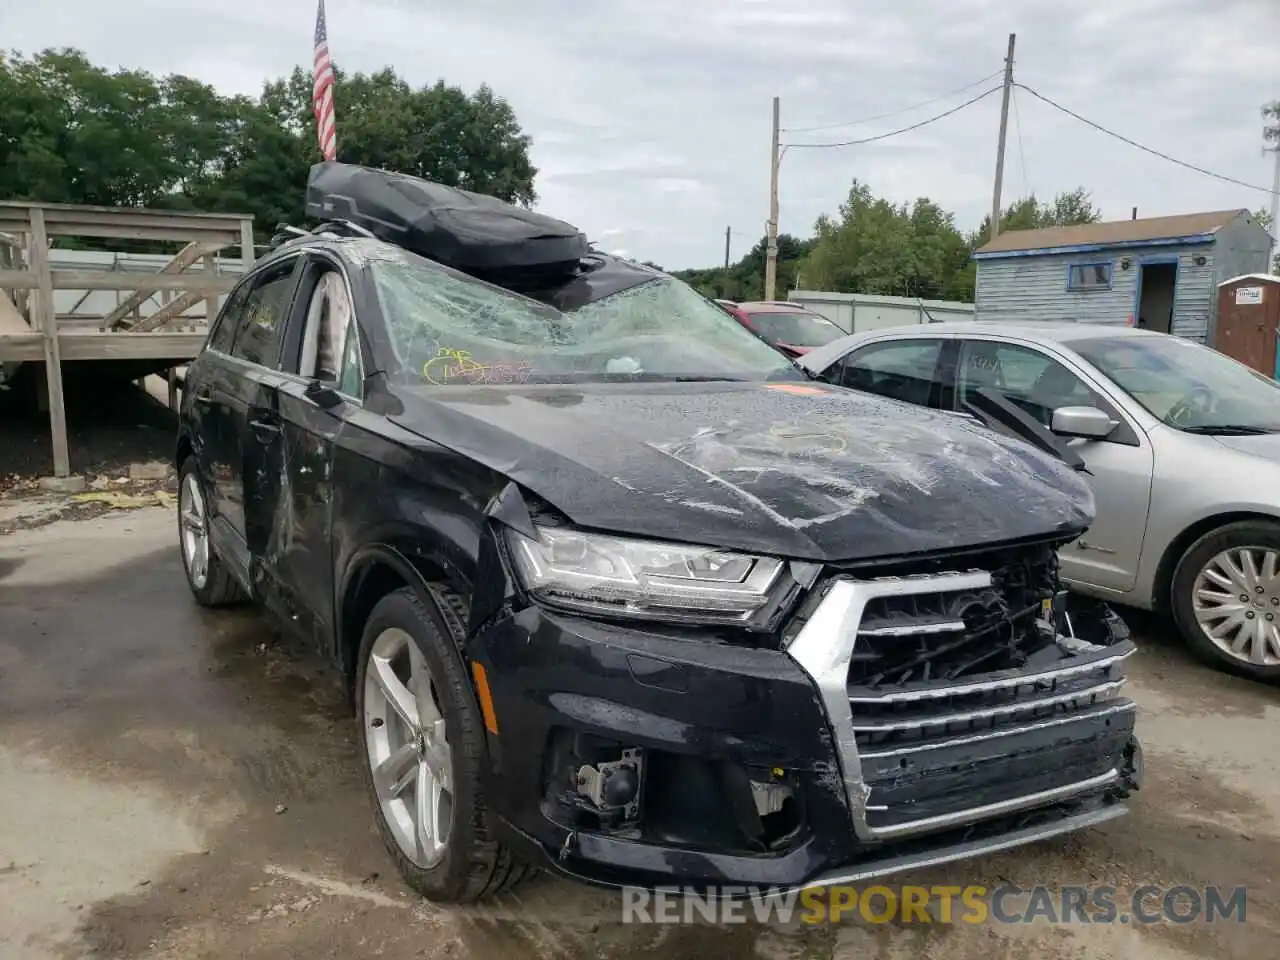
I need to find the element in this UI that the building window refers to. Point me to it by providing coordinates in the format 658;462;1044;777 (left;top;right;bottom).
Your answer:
1067;262;1113;291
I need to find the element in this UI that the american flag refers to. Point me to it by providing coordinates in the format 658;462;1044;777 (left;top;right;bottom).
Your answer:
313;0;337;161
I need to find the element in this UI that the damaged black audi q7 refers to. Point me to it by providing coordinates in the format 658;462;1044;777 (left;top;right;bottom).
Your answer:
175;164;1141;903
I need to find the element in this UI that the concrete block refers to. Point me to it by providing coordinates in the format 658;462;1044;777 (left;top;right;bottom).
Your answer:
128;461;170;482
37;475;86;494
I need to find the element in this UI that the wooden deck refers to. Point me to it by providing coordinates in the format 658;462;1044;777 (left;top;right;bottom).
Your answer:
0;201;256;477
0;329;208;363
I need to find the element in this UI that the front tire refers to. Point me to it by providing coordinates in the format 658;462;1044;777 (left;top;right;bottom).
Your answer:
177;457;244;607
354;586;531;902
1171;520;1280;682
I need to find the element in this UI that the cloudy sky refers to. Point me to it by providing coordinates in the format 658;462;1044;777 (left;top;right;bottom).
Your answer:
5;0;1279;268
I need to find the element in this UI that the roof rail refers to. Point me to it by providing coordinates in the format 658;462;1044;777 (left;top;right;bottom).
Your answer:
314;219;378;240
267;218;379;251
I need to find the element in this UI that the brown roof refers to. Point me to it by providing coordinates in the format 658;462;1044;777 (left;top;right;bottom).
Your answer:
974;209;1247;255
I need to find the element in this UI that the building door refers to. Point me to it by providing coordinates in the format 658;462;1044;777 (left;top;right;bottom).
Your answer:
1135;261;1176;333
1215;278;1280;377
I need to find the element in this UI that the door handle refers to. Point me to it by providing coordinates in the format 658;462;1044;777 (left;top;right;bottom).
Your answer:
249;417;282;440
193;392;214;406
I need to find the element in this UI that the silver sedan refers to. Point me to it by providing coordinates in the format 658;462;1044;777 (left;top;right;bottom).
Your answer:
799;321;1280;682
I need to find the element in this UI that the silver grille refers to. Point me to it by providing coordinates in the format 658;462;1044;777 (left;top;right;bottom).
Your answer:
786;570;1135;842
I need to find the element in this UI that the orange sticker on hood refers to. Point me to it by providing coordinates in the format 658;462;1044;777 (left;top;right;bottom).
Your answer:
765;383;829;396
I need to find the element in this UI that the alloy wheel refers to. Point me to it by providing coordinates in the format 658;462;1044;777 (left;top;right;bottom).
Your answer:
363;627;454;868
1191;547;1280;667
179;472;210;590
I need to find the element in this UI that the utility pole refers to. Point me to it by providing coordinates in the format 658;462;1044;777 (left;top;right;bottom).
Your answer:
1269;146;1280;266
724;226;731;269
988;33;1016;242
765;96;781;300
1265;101;1280;267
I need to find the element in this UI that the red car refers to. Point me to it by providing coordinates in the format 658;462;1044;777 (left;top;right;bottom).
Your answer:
715;300;846;357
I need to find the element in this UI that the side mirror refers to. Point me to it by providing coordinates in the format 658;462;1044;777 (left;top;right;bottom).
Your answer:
1051;405;1115;439
305;379;345;410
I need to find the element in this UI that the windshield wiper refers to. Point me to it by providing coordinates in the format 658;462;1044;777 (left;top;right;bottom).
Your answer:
1179;424;1279;435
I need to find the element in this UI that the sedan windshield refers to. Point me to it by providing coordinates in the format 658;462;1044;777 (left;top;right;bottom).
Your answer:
1073;335;1280;432
747;311;845;348
370;254;801;385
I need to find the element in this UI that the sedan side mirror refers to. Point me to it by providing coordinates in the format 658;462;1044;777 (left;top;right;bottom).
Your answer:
1051;405;1115;440
305;379;345;410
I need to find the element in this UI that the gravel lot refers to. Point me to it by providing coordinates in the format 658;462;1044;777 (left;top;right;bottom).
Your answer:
1;500;1278;959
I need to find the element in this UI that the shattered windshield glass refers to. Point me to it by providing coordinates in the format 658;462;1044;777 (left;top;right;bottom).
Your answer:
370;253;800;385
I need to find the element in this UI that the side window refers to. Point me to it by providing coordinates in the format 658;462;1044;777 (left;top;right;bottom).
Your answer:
838;339;943;407
1066;262;1113;291
957;341;1099;427
296;267;354;383
338;322;364;399
229;263;297;368
206;283;250;354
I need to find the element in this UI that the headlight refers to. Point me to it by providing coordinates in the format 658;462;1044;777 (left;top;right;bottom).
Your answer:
506;524;785;624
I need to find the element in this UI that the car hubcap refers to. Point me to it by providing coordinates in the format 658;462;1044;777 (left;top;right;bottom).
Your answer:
1192;547;1280;666
179;473;210;590
363;628;453;868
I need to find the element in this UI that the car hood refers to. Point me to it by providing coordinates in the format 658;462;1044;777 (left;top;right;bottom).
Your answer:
388;381;1094;562
1213;433;1280;463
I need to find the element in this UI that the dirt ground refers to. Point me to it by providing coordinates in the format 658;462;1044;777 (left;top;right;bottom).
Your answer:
0;368;178;488
2;501;1279;959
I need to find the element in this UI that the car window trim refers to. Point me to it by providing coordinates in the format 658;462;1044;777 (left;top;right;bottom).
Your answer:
207;252;305;372
279;250;367;405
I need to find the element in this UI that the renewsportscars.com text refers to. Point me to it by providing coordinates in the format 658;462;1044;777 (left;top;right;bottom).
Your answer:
621;884;1248;926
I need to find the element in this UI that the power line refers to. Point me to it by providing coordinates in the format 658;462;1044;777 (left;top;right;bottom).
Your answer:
782;85;1002;150
1011;85;1030;197
1017;82;1280;196
780;70;1004;134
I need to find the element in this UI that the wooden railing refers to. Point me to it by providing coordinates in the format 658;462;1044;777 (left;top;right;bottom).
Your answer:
0;201;256;478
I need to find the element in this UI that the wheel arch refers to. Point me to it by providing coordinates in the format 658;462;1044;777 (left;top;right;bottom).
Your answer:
1154;511;1280;612
336;543;470;694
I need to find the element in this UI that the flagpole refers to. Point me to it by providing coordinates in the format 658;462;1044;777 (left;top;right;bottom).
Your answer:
313;0;338;161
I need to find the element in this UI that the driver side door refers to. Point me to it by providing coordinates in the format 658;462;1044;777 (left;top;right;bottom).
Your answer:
257;253;364;650
952;338;1155;595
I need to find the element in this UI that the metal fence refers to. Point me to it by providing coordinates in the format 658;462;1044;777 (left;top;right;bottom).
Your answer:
787;290;975;333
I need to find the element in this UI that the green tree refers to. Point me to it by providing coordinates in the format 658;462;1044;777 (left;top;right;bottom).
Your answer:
0;49;191;208
266;66;537;206
798;181;974;300
970;187;1101;244
674;234;814;301
0;49;539;243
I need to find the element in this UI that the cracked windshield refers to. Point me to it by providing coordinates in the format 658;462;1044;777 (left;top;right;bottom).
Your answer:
5;1;1280;960
372;256;802;385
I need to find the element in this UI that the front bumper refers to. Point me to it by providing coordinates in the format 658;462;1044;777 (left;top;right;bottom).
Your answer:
474;569;1141;890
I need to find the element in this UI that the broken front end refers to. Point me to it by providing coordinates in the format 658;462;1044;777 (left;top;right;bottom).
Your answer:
475;531;1141;890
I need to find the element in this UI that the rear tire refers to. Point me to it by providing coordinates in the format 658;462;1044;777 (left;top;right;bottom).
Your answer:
177;457;244;607
1171;520;1280;682
354;586;532;902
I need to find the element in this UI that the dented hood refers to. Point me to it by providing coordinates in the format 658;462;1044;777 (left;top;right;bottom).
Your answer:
389;381;1095;562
